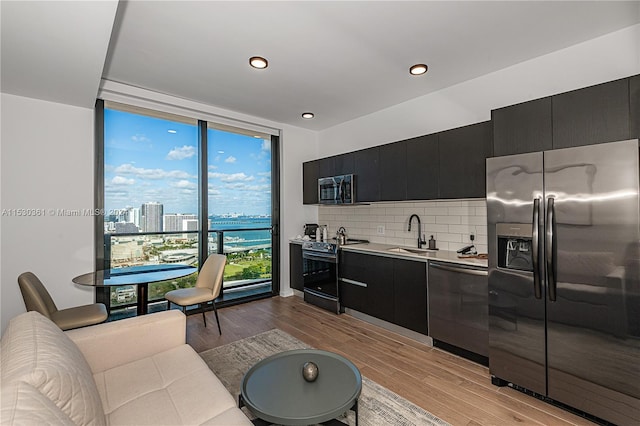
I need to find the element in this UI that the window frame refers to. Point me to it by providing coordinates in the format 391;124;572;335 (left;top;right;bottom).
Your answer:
94;100;280;311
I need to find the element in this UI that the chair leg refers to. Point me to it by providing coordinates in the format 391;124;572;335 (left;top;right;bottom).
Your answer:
201;303;207;327
167;300;171;310
212;302;221;335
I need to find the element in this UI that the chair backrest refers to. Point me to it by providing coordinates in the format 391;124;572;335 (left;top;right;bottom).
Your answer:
17;272;58;319
195;254;227;298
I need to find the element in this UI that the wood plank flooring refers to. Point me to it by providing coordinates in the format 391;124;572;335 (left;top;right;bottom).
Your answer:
186;295;596;426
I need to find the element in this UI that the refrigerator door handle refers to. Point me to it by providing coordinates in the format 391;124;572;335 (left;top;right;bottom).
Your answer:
532;198;542;299
546;197;557;301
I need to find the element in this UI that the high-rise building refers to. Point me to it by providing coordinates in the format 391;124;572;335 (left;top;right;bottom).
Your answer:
114;222;139;234
183;219;198;231
163;214;198;232
115;206;140;228
141;202;163;233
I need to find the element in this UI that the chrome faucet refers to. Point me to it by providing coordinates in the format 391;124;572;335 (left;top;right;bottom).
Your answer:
408;214;427;249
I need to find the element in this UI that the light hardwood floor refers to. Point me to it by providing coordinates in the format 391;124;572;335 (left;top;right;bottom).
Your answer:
186;295;596;426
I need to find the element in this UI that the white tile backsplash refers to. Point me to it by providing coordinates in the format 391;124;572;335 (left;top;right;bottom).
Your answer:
318;199;488;253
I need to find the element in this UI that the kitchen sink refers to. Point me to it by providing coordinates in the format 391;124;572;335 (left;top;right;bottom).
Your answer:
387;247;434;256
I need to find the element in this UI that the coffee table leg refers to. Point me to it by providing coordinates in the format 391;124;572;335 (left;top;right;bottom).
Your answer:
354;398;359;426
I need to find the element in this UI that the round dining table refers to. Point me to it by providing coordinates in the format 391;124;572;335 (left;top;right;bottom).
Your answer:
73;264;198;316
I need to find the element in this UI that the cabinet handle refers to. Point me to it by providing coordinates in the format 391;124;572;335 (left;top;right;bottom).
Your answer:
428;262;487;276
339;278;368;288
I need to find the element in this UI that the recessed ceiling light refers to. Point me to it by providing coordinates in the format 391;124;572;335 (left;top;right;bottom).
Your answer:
409;64;428;75
167;129;177;134
301;112;315;119
249;56;268;69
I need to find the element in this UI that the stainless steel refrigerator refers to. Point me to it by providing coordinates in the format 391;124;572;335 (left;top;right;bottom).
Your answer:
486;139;640;425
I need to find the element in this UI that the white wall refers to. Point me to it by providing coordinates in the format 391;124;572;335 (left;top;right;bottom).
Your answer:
279;126;318;296
1;94;96;332
318;24;640;155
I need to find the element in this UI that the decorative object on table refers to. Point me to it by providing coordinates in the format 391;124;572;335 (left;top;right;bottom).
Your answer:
200;328;451;426
302;361;319;382
17;272;107;331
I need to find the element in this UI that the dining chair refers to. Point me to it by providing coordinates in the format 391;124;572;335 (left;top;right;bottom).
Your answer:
164;254;226;334
17;272;108;331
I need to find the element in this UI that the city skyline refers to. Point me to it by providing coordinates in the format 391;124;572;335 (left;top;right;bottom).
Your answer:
104;108;272;216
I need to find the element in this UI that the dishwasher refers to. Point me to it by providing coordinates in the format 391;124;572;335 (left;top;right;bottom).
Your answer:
428;261;488;361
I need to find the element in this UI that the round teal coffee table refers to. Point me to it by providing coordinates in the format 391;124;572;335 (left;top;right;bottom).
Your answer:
239;349;362;425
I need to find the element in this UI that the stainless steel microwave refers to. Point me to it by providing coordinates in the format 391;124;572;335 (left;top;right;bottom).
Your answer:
318;174;354;204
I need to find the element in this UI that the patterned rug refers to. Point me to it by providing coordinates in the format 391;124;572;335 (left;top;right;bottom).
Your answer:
199;329;450;426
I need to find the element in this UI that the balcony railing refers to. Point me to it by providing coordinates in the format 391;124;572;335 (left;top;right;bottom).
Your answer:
104;227;272;311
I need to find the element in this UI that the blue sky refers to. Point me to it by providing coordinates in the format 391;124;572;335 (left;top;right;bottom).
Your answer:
104;108;272;216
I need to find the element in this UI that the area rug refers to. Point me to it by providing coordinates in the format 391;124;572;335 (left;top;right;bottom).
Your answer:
199;329;450;426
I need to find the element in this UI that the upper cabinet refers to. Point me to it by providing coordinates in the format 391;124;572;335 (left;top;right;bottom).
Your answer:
492;97;552;156
552;77;630;149
379;142;407;201
302;160;319;205
406;134;439;200
630;75;640;139
304;74;639;203
438;121;493;199
354;147;380;202
334;152;355;176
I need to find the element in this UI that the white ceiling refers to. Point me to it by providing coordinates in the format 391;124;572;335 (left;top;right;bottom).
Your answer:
2;1;640;131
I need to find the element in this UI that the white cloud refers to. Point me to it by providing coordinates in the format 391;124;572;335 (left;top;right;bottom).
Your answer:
131;134;150;143
225;156;237;163
111;176;135;185
172;180;197;189
209;172;255;182
166;145;196;160
114;163;195;180
208;165;218;170
261;140;271;152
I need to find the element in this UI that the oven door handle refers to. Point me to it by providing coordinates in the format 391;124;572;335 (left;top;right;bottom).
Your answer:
302;252;338;263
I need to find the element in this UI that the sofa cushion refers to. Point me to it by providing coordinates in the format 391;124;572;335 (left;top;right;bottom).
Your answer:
0;312;106;426
1;381;74;426
94;344;241;425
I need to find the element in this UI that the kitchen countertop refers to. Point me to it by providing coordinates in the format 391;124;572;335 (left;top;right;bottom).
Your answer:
289;239;487;268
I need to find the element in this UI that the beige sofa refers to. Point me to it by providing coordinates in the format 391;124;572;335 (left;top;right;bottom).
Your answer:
1;310;252;425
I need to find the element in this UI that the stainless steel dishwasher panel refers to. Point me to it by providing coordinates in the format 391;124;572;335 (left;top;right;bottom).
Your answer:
428;262;489;357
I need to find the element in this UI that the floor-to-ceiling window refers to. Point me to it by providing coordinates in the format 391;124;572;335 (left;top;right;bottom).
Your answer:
97;101;279;318
207;125;275;300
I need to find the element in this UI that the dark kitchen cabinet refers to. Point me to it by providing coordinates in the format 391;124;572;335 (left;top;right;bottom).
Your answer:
340;251;428;332
339;251;394;322
438;121;493;199
492;97;552;156
353;147;380;202
379;142;407;201
393;258;428;334
552;78;630;149
406;134;439;200
631;75;640;139
318;157;335;178
334;152;355;176
289;243;303;291
302;160;319;204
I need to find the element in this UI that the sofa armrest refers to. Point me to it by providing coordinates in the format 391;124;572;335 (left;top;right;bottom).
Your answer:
65;310;186;373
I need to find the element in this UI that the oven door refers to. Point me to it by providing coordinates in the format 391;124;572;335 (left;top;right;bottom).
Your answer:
302;251;338;298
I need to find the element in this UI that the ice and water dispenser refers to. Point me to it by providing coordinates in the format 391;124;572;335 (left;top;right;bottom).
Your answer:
496;223;533;272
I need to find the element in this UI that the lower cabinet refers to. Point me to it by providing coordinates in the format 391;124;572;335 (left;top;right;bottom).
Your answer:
394;258;428;334
289;243;303;291
339;251;427;333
